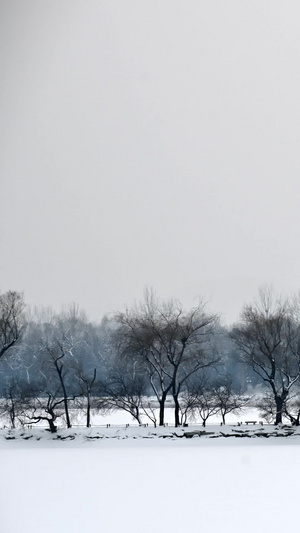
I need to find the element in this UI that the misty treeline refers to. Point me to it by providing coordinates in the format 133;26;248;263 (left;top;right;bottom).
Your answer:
2;288;300;431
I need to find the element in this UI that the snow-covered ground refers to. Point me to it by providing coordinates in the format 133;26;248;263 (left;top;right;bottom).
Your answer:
1;422;299;533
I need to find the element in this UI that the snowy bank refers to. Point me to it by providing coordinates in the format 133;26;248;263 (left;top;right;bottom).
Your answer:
1;423;300;447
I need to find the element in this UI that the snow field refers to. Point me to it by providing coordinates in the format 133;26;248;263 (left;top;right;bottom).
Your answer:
1;438;298;533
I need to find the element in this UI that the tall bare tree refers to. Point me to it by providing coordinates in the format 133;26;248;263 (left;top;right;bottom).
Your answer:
231;289;300;424
115;290;219;426
36;306;88;428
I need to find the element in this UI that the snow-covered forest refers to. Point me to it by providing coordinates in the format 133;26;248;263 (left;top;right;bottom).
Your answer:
2;287;300;431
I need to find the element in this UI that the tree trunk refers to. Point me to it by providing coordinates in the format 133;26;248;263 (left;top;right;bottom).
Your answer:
86;391;91;428
275;396;284;425
56;363;72;428
48;419;57;433
173;394;180;427
134;407;141;425
63;395;71;428
159;392;167;426
10;400;16;429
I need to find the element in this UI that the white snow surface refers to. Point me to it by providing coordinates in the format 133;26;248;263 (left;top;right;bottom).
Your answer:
1;424;299;533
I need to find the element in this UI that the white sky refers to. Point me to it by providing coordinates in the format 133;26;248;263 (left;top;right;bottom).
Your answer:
1;1;300;325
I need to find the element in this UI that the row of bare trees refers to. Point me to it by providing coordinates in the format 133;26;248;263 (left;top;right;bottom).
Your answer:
0;299;103;432
2;287;300;429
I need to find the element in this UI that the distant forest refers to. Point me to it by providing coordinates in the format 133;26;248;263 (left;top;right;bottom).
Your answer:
1;287;300;431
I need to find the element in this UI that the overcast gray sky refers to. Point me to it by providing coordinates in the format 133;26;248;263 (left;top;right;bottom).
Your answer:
1;1;300;325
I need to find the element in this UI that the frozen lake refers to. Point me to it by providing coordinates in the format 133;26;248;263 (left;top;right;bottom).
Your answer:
1;436;298;533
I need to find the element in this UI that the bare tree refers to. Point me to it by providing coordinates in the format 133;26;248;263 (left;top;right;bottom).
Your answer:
75;367;97;427
178;392;199;426
256;391;277;424
211;374;247;424
40;340;76;428
21;384;66;433
180;375;219;426
0;377;29;428
0;291;26;358
196;389;219;426
169;306;219;427
101;360;148;424
231;289;300;424
36;308;87;428
140;398;158;427
115;289;218;426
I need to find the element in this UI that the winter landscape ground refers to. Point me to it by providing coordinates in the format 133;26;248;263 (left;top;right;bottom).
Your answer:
1;410;299;533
